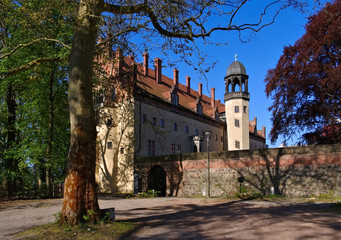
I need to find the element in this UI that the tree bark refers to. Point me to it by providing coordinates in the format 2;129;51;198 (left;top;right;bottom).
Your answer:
60;0;103;224
5;83;19;198
46;67;55;197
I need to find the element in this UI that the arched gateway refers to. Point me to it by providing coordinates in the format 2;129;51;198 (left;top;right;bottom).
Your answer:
148;165;167;196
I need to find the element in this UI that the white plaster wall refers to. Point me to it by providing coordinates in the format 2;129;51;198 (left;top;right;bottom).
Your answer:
225;98;250;150
135;100;225;156
97;100;135;193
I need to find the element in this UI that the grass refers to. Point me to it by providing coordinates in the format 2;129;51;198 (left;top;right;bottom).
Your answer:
14;221;136;240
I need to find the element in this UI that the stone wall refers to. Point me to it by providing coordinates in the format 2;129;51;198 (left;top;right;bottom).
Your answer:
135;144;341;197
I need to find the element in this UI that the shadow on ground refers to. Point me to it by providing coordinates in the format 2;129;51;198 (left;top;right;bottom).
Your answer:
118;200;341;240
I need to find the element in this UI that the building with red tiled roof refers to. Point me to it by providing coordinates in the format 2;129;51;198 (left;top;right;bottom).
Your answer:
95;49;266;194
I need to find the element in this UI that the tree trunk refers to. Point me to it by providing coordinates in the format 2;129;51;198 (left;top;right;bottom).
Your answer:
46;67;55;197
5;83;18;198
60;0;103;224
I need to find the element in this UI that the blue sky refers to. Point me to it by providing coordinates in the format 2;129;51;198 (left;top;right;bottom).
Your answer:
145;1;329;148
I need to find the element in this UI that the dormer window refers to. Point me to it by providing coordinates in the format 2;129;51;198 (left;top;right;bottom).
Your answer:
171;93;179;106
215;112;220;121
197;103;203;115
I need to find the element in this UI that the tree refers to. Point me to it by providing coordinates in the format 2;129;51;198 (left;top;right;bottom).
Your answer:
0;0;72;198
265;0;341;145
62;0;312;224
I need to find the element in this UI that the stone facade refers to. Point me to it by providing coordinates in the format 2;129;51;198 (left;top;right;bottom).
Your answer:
135;144;341;197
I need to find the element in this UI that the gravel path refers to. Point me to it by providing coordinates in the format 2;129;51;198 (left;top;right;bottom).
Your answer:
1;197;340;239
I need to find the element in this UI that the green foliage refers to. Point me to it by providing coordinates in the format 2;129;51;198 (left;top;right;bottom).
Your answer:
234;185;263;200
126;190;160;198
83;209;96;222
0;0;73;198
314;191;335;201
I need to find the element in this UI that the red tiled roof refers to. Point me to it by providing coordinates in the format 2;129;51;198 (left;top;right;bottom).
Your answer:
101;52;265;139
128;57;225;120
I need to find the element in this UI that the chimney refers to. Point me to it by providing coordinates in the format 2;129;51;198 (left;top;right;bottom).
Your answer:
217;99;221;103
131;62;137;82
116;48;123;73
143;52;149;76
211;88;215;109
262;126;266;138
198;83;202;99
154;58;162;83
107;33;113;58
173;68;179;89
186;76;191;94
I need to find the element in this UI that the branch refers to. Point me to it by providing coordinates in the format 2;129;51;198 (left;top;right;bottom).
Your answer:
104;2;193;40
0;38;71;60
103;3;146;14
1;57;59;80
103;0;289;41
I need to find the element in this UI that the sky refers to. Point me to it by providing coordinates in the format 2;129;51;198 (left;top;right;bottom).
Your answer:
138;1;329;148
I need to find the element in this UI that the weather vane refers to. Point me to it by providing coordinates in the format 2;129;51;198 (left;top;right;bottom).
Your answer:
235;53;238;61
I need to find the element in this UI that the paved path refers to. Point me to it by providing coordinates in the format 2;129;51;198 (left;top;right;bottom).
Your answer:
1;197;341;239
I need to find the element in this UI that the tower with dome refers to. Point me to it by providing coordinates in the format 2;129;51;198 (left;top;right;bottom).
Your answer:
224;54;250;150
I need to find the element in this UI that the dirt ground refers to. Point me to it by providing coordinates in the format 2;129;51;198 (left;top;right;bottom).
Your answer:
1;197;340;240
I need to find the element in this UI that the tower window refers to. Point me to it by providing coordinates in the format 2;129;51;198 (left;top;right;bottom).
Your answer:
107;142;112;149
142;114;147;123
153;117;157;126
160;119;165;128
174;123;178;131
235;140;240;149
234;106;239;113
120;147;124;154
185;126;189;134
195;129;199;136
244;106;247;113
235;119;240;128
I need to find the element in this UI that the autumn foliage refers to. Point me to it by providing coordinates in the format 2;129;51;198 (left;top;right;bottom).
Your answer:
265;0;341;145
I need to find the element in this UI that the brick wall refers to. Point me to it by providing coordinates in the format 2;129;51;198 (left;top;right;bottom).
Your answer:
135;144;341;197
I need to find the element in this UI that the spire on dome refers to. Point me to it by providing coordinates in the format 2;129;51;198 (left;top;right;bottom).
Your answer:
235;53;238;61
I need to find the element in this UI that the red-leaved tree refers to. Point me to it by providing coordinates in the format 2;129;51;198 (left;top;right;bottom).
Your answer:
265;0;341;145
